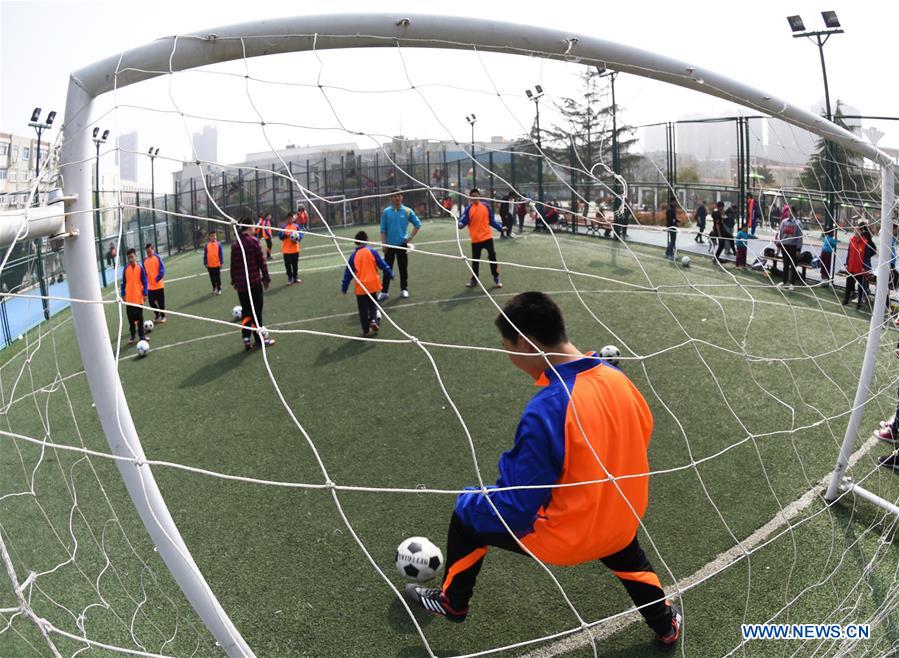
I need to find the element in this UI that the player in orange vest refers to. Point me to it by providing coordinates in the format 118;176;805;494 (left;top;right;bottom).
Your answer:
279;212;303;285
458;188;504;289
297;204;310;229
204;230;224;294
405;292;681;647
120;248;149;345
256;213;274;260
341;231;394;337
143;244;166;323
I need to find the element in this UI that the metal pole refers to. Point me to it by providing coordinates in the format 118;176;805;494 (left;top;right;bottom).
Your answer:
59;79;254;658
825;165;895;502
471;122;476;188
536;97;544;205
33;124;51;320
95;140;107;288
610;73;620;214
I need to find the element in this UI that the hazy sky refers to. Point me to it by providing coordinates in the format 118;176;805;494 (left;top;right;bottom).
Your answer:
2;0;897;191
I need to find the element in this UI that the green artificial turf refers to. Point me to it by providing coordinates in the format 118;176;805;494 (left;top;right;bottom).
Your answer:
2;221;898;657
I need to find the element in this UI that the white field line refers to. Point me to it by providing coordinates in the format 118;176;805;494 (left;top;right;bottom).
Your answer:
518;435;881;658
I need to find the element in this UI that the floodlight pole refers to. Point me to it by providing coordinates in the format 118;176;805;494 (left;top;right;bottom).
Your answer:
149;148;160;250
29;110;54;320
466;115;477;188
93;133;107;288
598;69;620;213
526;87;545;205
794;27;843;230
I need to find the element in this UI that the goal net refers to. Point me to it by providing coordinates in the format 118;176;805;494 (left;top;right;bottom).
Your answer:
2;15;898;658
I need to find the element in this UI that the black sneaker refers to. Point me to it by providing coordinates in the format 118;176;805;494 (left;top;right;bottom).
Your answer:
403;584;467;623
878;453;899;471
656;605;682;647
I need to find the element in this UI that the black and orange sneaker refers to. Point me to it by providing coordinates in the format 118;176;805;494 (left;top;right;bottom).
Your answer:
656;605;682;647
404;584;467;623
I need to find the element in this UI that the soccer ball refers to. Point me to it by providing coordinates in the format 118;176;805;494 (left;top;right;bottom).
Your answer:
143;319;154;333
258;326;269;339
680;255;691;267
395;536;443;582
600;344;620;367
232;305;243;320
290;231;302;243
135;340;150;357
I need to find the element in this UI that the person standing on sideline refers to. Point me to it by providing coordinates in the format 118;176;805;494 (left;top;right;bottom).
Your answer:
279;211;303;285
341;230;395;337
458;188;504;289
297;204;310;230
121;248;148;345
404;292;682;647
711;201;728;263
776;208;804;288
231;217;275;351
500;193;516;239
819;227;838;285
664;196;679;260
734;223;757;268
723;204;738;255
143;244;167;323
516;197;528;233
746;192;762;236
378;189;422;301
203;230;224;295
694;199;707;243
842;221;875;309
769;200;782;231
256;212;274;260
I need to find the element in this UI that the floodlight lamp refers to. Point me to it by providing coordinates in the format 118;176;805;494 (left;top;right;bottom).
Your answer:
596;65;607;75
46;111;56;127
525;89;534;100
535;84;543;94
471;113;476;121
149;147;155;155
787;15;806;32
93;127;100;139
154;148;160;156
821;10;840;28
101;130;110;141
31;107;42;123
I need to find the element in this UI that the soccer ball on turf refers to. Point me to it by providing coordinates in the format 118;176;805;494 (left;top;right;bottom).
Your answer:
258;326;269;340
143;319;154;333
290;231;302;243
600;344;620;367
395;536;443;582
135;340;150;357
680;255;691;267
232;306;243;320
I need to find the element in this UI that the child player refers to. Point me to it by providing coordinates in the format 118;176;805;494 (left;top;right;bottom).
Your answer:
734;223;757;268
204;230;224;295
279;211;303;285
143;244;166;323
458;188;504;289
121;248;149;345
341;231;394;337
404;292;681;647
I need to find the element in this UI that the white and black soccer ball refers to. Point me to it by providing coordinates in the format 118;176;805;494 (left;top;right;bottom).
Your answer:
290;231;302;243
395;536;443;583
600;344;620;367
135;340;150;357
232;305;243;320
143;319;154;333
258;326;269;340
680;255;691;267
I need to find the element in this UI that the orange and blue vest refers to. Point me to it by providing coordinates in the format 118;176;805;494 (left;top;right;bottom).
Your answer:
257;217;273;240
454;354;654;565
459;201;502;243
120;262;148;304
143;254;165;290
341;246;394;296
279;221;303;255
204;240;223;268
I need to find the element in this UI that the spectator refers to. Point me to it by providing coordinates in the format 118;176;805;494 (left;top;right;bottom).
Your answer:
734;223;757;268
819;227;838;285
723;204;738;255
776;207;804;288
746;192;762;236
842;221;875;309
711;201;728;263
769;201;782;230
664;197;679;261
694;200;707;243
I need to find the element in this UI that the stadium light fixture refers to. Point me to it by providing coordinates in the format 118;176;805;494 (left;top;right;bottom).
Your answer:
465;115;478;186
821;10;840;29
30;107;42;123
787;15;806;33
525;86;545;204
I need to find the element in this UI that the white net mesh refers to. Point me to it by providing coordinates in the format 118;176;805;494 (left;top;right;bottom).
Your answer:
2;24;899;658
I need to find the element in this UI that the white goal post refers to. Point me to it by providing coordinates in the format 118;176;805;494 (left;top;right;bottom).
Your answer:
47;13;896;656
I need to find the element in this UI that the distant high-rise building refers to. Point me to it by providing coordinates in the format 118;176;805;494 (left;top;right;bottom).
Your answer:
118;130;138;183
192;126;218;163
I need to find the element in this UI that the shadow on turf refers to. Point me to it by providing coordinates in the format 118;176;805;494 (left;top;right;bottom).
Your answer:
436;288;494;311
178;346;254;388
314;337;377;365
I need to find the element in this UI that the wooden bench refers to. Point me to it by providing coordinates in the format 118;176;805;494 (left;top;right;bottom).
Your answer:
762;253;813;280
